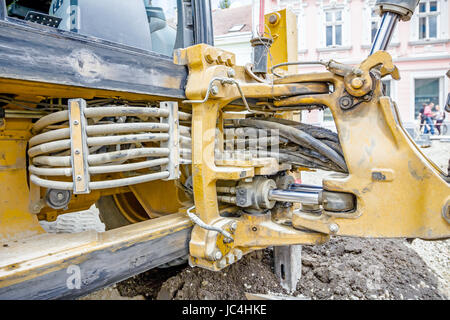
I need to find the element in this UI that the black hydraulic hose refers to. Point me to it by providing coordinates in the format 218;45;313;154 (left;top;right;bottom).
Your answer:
295;146;329;163
284;148;343;172
321;139;344;157
256;117;345;157
276;152;334;171
283;149;343;172
264;117;340;143
238;118;348;172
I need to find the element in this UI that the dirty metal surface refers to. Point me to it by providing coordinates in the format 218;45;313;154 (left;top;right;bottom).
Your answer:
0;213;192;300
0;18;187;99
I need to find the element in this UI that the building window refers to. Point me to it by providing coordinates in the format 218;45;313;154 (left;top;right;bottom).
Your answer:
325;9;343;47
381;80;391;97
370;9;379;43
418;0;439;40
414;78;440;119
323;108;334;122
228;24;245;32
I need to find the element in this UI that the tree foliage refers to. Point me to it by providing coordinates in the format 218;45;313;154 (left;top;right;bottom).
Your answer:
219;0;231;9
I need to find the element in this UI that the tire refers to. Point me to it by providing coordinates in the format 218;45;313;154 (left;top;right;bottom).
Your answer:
96;194;188;267
97;195;133;230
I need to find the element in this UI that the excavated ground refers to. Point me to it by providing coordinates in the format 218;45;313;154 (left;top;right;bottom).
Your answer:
115;238;446;300
80;140;449;300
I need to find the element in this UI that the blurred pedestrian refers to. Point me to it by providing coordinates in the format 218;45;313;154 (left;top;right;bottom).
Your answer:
419;103;426;133
434;105;445;135
423;102;435;135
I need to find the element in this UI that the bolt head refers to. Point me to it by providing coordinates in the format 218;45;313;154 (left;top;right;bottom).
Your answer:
329;223;339;233
269;14;278;24
225;55;235;67
76;175;82;181
227;68;236;78
339;96;353;109
226;253;235;264
214;251;223;260
230;221;237;232
211;85;219;95
73;120;79;125
351;77;364;89
352;68;363;76
234;249;243;260
205;48;218;63
217;54;225;64
217;258;227;269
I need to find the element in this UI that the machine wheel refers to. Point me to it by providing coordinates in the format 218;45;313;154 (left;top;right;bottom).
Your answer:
97;193;149;230
96;193;188;267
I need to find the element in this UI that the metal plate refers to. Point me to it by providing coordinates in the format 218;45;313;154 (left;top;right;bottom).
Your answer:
25;11;61;28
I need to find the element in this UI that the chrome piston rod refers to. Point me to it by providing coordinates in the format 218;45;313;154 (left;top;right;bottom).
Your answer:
369;12;399;55
267;184;355;212
268;188;321;205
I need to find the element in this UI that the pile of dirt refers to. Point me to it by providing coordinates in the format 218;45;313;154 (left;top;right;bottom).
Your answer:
117;250;284;300
116;264;186;299
293;237;445;300
116;237;446;300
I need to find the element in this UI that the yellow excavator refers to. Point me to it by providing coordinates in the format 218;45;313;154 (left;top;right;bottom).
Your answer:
0;0;448;299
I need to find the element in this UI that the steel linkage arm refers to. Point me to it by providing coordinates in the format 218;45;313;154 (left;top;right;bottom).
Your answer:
176;43;449;272
175;44;329;271
273;51;450;239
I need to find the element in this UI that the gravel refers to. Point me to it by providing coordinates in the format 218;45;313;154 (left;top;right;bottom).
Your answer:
406;239;450;298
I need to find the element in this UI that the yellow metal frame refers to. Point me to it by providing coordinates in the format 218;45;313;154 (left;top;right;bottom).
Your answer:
0;118;45;240
175;43;331;270
173;11;449;270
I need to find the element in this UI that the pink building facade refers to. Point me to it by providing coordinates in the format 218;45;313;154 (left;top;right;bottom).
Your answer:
214;0;450;129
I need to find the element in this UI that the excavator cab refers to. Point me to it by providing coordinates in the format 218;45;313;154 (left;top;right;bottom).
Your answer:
5;0;211;55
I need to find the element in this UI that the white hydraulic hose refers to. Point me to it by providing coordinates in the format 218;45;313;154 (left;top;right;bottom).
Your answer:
186;206;233;240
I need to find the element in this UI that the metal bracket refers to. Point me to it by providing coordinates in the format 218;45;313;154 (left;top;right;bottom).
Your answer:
24;11;62;28
274;245;302;292
160;101;180;180
68;98;90;194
